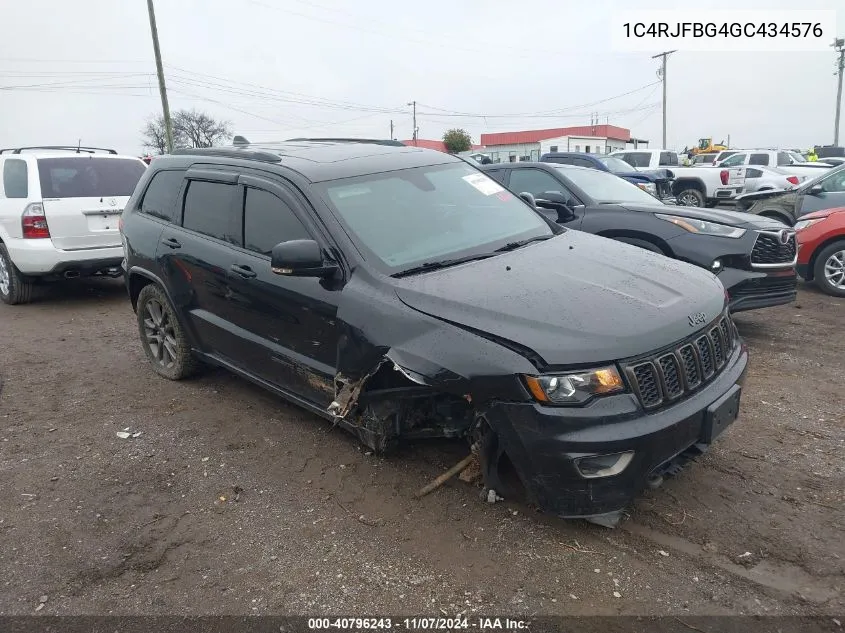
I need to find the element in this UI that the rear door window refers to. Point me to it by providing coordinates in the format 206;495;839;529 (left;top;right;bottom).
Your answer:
745;168;762;178
182;180;239;245
776;152;794;166
2;159;28;198
243;188;311;256
659;151;679;166
508;169;565;196
625;152;652;168
749;153;770;166
36;157;146;198
720;153;746;167
140;170;185;223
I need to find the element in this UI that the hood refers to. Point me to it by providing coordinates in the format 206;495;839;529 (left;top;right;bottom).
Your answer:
392;231;726;367
612;170;670;183
801;207;845;220
616;171;654;183
615;203;785;228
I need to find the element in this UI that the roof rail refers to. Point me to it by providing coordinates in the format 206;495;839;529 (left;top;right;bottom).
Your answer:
285;137;407;147
0;145;118;155
171;147;281;163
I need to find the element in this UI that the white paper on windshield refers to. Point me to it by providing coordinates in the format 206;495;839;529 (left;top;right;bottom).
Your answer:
462;173;504;196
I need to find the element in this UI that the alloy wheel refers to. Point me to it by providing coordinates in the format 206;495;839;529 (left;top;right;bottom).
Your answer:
0;254;10;297
823;250;845;289
143;298;177;368
678;193;700;206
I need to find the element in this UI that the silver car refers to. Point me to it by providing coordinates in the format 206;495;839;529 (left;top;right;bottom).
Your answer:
742;165;806;194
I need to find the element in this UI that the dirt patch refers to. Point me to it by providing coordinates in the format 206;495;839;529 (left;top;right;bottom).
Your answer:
0;279;842;615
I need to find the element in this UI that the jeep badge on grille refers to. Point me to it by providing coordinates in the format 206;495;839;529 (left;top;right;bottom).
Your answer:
688;312;707;327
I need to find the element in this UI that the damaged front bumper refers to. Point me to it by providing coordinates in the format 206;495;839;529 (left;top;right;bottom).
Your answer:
482;344;748;519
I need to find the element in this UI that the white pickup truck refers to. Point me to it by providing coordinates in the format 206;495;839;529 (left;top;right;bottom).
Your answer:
609;149;745;208
714;149;835;179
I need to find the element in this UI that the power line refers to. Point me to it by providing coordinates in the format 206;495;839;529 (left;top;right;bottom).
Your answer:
414;81;661;119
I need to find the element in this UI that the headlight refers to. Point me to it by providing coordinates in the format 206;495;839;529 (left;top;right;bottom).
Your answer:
794;218;824;230
637;182;658;196
655;213;746;238
524;367;624;405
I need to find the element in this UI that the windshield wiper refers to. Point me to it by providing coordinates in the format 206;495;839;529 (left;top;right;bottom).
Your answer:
392;252;497;278
494;235;553;252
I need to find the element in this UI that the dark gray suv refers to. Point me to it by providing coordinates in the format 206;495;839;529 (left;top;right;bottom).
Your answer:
119;138;748;526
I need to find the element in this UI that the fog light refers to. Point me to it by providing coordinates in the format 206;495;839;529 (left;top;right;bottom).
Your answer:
574;451;635;478
711;259;722;271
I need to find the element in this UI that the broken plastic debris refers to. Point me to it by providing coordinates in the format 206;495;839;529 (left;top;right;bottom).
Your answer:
39;595;48;604
738;551;753;559
35;604;44;612
613;591;622;598
486;489;503;503
658;550;670;557
115;432;131;439
202;457;210;462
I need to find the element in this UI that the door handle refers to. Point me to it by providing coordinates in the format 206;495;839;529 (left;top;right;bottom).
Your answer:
162;238;181;249
230;264;257;279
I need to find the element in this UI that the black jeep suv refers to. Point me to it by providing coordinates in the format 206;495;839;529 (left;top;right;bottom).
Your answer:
120;138;748;526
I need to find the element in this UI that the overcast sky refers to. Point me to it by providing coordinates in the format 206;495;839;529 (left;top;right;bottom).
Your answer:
1;0;843;155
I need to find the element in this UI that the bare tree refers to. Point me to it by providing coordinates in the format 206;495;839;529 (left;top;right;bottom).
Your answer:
173;109;232;148
140;109;232;153
141;115;170;154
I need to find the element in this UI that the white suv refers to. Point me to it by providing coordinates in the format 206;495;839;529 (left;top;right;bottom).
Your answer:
0;146;147;304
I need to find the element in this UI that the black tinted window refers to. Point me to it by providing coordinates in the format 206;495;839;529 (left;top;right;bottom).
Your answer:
36;157;145;198
745;168;762;178
659;152;679;166
624;153;651;168
3;159;28;198
508;169;564;196
749;153;769;166
140;170;185;223
243;188;310;256
182;180;238;244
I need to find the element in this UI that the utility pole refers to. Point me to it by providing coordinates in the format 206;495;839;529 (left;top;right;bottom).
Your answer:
147;0;174;153
652;50;676;149
407;101;417;145
390;119;394;140
834;38;845;146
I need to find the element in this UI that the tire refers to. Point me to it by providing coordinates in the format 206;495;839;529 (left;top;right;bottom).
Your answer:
136;284;199;380
614;237;666;255
812;241;845;298
0;243;34;305
676;188;705;207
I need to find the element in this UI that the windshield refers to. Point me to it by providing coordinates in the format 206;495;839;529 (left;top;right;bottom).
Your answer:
553;166;660;205
36;157;146;198
597;156;636;173
316;163;553;274
799;163;845;191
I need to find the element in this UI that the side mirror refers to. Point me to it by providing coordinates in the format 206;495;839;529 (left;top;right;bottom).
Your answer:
808;184;824;196
534;191;576;222
271;239;337;278
518;191;537;208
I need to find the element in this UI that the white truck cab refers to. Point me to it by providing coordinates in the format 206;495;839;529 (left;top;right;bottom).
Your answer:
0;146;147;304
609;149;746;208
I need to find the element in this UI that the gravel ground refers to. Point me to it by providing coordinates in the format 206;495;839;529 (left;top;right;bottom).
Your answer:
0;279;842;617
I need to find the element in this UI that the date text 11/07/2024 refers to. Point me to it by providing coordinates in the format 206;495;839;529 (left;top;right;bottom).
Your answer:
307;617;530;630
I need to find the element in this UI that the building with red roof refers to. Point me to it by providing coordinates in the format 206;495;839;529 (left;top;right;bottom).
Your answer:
478;124;647;163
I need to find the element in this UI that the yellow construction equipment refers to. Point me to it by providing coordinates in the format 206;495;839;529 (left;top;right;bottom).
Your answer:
691;138;728;155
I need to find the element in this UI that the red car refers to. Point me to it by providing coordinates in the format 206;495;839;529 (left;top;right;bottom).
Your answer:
796;206;845;296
